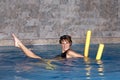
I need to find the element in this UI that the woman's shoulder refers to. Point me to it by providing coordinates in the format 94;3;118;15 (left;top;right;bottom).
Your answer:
67;49;76;54
67;49;84;58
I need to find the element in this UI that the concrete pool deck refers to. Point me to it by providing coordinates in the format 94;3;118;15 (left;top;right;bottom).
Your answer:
0;37;120;46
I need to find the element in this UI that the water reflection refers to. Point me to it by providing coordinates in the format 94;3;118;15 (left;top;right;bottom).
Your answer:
96;60;104;79
84;58;104;80
84;58;91;80
85;64;92;79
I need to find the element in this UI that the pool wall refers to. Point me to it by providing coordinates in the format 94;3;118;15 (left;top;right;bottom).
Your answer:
0;0;120;46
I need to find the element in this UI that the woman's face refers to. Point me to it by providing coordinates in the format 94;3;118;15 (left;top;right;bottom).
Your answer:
61;40;71;52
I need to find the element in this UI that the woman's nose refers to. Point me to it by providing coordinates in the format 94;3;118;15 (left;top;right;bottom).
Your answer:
63;44;66;47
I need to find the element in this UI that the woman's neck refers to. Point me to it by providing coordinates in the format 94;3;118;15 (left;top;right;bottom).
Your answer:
62;48;70;53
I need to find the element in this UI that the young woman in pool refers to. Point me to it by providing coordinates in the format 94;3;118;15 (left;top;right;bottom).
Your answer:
12;34;83;60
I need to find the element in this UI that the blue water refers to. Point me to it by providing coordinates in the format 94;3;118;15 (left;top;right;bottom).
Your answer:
0;44;120;80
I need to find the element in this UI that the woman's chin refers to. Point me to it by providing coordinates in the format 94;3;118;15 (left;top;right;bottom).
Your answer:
64;49;69;51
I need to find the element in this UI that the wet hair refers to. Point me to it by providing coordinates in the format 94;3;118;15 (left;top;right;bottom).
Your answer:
59;35;72;46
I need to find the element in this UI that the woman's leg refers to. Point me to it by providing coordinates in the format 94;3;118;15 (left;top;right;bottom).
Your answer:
12;34;42;59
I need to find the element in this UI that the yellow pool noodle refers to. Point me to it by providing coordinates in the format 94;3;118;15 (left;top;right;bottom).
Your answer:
84;30;91;57
96;44;104;60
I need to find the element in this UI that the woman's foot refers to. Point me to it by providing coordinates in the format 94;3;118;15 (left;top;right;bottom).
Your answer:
12;33;21;48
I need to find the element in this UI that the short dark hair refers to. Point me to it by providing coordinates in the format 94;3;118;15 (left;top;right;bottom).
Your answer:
59;35;72;46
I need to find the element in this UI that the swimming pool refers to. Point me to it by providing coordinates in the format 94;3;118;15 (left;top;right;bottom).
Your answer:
0;44;120;80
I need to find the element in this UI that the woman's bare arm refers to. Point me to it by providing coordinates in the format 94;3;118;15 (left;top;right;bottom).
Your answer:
67;50;84;58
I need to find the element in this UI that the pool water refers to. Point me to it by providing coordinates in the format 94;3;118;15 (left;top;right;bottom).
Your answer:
0;44;120;80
